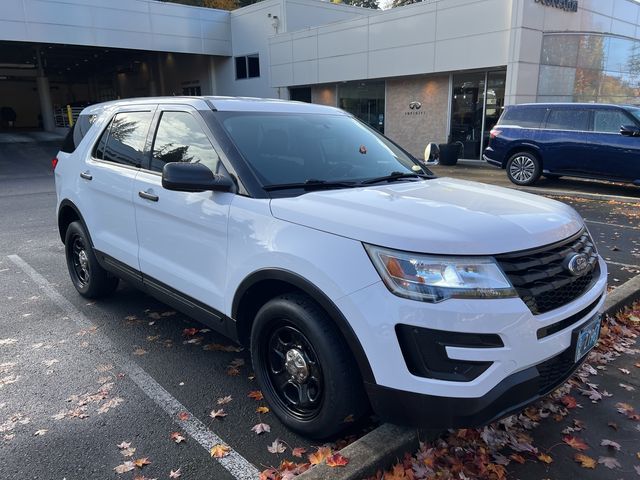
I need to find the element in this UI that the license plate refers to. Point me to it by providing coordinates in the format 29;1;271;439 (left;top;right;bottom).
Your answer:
575;314;602;362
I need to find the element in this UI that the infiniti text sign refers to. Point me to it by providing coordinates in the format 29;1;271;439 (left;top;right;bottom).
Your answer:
534;0;578;13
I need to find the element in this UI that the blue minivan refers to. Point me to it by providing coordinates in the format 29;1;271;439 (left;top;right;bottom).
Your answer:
483;103;640;186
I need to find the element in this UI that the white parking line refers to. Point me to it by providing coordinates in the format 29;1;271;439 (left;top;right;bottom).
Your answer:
7;254;260;480
584;219;640;231
605;260;640;269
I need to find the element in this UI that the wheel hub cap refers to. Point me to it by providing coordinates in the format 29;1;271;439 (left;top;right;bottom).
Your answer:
78;250;88;271
284;348;309;383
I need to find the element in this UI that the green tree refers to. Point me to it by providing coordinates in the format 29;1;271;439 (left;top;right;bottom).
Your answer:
342;0;379;9
391;0;421;8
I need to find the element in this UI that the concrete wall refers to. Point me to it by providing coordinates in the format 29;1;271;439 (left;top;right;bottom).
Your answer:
269;0;513;88
385;75;449;159
0;0;231;56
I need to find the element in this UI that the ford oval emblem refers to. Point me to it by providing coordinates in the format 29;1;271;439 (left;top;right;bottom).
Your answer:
566;253;590;276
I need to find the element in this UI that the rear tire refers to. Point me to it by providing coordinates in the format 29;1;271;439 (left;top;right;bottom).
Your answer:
64;221;119;298
506;152;541;186
250;293;367;439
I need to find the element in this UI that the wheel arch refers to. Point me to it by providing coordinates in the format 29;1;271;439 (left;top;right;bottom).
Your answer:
58;200;92;245
504;144;542;169
232;268;375;384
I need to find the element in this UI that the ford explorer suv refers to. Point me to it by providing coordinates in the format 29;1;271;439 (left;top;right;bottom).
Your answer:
54;97;607;438
483;102;640;186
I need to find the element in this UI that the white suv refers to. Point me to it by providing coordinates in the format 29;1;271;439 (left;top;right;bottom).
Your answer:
54;97;607;438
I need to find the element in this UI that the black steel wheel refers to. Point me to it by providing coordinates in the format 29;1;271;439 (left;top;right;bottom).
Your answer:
251;293;368;438
64;221;119;298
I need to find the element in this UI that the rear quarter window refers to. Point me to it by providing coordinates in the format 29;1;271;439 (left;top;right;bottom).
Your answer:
498;107;548;129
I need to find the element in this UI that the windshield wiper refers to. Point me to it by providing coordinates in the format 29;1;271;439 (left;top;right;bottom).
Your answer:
263;179;358;192
360;171;433;185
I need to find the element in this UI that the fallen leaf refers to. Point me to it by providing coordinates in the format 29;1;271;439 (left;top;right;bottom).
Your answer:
309;446;332;465
256;406;270;414
251;422;271;434
343;414;354;423
326;452;349;467
33;429;47;436
537;453;553;464
608;422;618;430
248;391;264;401
561;395;578;409
177;412;190;421
267;439;286;454
121;447;136;457
170;432;185;444
211;444;231;458
620;383;636;392
169;468;182;478
134;457;151;468
574;453;597;469
217;396;232;405
133;347;148;356
619;368;631;375
117;441;132;449
114;461;135;474
601;439;621;451
598;456;621;469
183;328;199;337
563;435;589;451
209;409;227;420
510;454;526;464
292;447;307;458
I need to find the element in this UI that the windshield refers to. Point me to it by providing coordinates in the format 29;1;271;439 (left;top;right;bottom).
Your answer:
215;112;430;188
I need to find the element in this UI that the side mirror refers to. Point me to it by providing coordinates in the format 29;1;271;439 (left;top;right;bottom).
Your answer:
162;162;233;193
423;142;440;165
620;125;640;137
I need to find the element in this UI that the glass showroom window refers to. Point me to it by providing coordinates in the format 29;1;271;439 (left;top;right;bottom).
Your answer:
235;55;260;80
538;33;640;104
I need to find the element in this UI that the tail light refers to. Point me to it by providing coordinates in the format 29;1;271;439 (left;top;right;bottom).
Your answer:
489;129;502;139
52;157;59;170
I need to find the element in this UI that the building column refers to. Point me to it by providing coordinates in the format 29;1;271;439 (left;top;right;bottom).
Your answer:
35;47;55;131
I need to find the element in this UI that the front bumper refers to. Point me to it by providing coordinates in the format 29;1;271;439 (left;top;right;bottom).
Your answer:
365;317;592;428
336;256;607;427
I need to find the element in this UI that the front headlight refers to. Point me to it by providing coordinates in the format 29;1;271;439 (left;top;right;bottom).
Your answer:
364;244;518;303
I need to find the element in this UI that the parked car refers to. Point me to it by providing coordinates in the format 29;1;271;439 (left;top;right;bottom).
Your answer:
54;97;607;438
483;102;640;186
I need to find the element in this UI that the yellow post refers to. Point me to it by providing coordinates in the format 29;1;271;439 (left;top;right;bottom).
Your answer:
66;105;74;127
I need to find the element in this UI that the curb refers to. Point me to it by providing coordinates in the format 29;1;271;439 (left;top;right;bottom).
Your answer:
296;273;640;480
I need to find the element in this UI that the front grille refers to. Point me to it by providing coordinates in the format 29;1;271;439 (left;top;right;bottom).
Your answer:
496;230;598;315
536;347;577;395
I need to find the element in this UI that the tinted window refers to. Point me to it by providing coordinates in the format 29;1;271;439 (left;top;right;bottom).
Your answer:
218;112;427;186
247;55;260;78
60;124;76;153
235;56;247;80
498;107;548;128
546;109;590;131
94;111;153;167
151;111;219;173
73;113;97;149
593;109;631;133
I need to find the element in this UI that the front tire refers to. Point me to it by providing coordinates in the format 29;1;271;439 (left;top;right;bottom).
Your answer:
251;293;367;439
506;152;541;186
64;221;119;298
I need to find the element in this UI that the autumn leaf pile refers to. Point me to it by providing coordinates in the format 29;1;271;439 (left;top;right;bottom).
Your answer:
366;302;640;480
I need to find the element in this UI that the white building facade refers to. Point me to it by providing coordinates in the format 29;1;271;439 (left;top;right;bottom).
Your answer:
1;0;640;158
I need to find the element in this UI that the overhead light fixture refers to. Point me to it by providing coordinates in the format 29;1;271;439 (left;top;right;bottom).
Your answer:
0;63;35;68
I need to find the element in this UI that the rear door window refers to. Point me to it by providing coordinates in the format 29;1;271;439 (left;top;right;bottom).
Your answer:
150;111;220;173
498;107;548;128
545;109;590;131
593;109;631;133
93;111;153;167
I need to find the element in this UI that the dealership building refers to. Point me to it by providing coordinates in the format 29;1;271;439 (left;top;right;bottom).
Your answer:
2;0;640;158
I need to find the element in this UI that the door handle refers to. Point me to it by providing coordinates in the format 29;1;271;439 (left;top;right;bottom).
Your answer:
138;190;159;202
80;171;92;181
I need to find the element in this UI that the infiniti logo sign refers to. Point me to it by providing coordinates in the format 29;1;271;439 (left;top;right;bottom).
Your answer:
565;253;590;276
409;101;422;110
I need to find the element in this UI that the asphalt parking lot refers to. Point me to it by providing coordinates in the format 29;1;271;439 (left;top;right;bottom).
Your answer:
1;142;639;480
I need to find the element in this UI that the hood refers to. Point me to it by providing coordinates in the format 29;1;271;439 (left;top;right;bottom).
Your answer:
269;178;584;255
